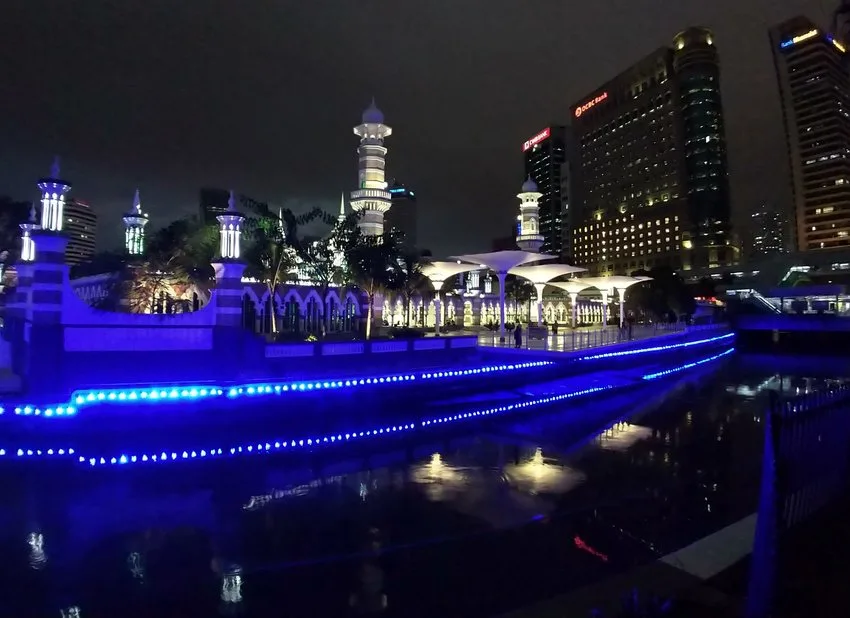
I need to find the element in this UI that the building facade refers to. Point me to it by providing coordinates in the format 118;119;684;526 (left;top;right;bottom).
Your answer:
571;27;734;275
748;206;789;258
385;180;418;248
64;198;97;265
522;126;568;258
770;16;850;252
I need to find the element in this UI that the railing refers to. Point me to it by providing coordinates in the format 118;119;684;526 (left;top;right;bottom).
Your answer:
750;290;782;314
477;322;724;353
746;384;850;617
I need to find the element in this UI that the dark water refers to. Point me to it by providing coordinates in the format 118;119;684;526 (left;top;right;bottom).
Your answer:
0;354;844;618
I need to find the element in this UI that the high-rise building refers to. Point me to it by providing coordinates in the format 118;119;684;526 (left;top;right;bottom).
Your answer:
770;16;850;252
350;100;393;236
571;27;734;275
748;207;789;258
522;126;567;258
64;198;97;265
199;187;232;224
385;180;418;247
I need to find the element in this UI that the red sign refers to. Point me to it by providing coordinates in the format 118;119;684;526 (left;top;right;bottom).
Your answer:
522;128;551;152
574;92;609;118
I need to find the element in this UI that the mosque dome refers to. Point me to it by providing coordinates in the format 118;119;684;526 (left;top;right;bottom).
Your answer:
521;176;538;192
362;99;385;124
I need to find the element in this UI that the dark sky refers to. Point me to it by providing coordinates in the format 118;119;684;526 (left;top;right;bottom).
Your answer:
0;0;836;255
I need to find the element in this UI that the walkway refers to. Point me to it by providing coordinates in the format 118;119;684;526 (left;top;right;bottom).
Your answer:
476;323;722;353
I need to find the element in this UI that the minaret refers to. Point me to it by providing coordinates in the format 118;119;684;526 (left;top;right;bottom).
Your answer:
217;190;245;260
37;156;71;232
19;204;39;262
123;189;149;256
350;99;393;236
338;192;347;224
516;176;544;252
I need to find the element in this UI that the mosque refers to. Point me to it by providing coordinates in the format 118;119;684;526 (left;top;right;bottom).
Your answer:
11;101;641;336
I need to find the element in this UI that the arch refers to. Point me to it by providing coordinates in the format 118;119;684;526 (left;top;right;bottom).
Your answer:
301;289;324;314
343;290;362;316
463;301;474;327
241;286;262;311
280;288;304;310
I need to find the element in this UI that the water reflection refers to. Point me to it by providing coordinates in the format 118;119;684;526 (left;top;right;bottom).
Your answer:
27;531;47;570
503;447;586;496
0;357;835;618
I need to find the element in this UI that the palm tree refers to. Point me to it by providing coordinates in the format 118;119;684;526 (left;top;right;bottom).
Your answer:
505;276;534;324
348;234;401;339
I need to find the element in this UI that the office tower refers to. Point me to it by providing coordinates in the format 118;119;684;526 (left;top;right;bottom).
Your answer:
571;27;733;275
63;198;97;265
749;206;789;258
385;180;418;248
770;16;850;252
522;126;567;257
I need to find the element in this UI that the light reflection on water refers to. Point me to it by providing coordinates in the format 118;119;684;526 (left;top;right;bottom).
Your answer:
0;356;836;618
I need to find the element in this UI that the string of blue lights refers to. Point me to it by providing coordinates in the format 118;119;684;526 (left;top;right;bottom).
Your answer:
0;331;733;420
0;346;734;466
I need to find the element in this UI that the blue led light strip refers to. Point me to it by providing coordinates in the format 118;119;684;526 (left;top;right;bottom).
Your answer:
6;361;554;418
641;348;734;380
577;332;734;361
0;348;734;466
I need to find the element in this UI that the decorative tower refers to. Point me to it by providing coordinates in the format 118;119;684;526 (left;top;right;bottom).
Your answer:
338;192;347;224
123;189;149;256
350;99;393;236
217;191;245;260
37;156;71;232
212;191;247;330
516;176;544;252
19;204;39;263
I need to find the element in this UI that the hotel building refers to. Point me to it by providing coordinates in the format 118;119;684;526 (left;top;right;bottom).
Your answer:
571;27;733;275
770;16;850;252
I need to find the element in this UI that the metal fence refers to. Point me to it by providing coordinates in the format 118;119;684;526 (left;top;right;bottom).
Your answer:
746;384;850;618
477;322;725;353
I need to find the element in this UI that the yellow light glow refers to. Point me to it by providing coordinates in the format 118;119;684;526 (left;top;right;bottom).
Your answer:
833;38;847;53
792;29;819;45
682;240;693;250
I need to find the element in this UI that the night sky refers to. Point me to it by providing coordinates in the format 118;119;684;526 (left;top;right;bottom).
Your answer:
0;0;837;256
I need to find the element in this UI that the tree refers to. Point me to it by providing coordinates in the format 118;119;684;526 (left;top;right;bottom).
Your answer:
348;234;401;340
392;248;427;327
296;212;360;335
0;196;31;264
627;266;694;321
505;275;535;323
242;204;327;333
127;218;217;313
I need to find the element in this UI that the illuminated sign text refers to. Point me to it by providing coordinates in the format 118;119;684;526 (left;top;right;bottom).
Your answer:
574;92;608;118
522;128;551;152
780;28;819;49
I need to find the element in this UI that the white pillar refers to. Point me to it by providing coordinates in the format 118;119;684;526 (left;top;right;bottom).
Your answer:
534;283;546;326
497;271;507;342
434;293;443;335
617;288;626;328
601;291;609;327
570;293;578;328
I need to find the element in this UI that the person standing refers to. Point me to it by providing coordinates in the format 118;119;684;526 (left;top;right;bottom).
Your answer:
514;323;523;348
